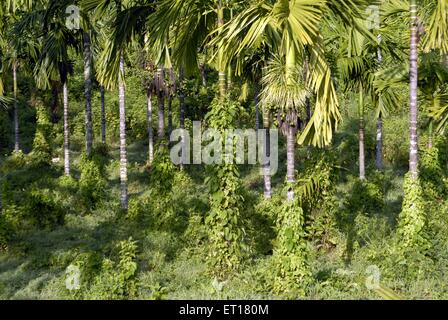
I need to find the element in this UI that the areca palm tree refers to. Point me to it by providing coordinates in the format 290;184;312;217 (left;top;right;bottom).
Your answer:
0;0;38;152
333;17;402;179
83;0;155;209
212;0;377;199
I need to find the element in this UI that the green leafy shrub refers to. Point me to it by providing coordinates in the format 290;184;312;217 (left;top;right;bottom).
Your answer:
85;238;139;299
26;187;65;229
272;199;312;298
29;106;52;166
204;98;248;279
346;178;384;216
396;173;430;251
78;154;107;210
1;151;27;173
419;146;447;201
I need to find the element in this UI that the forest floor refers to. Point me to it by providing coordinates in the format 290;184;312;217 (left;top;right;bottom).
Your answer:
1;134;448;300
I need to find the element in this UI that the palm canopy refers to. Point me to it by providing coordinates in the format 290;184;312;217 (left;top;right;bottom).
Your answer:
331;15;404;118
81;0;155;89
146;0;220;75
209;0;380;147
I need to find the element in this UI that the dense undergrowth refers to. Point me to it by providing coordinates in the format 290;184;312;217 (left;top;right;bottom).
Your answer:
1;57;448;300
1;107;448;299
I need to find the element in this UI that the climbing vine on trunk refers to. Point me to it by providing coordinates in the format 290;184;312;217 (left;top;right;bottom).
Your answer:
204;99;247;279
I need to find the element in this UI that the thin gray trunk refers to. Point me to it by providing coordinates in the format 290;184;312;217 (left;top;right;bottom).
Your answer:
13;61;19;152
63;81;70;176
263;128;272;199
147;88;154;164
359;118;366;180
200;63;207;87
376;35;383;170
375;115;383;170
100;86;106;144
83;32;93;156
286;124;295;201
359;87;366;180
409;0;419;180
255;82;260;131
179;67;186;129
119;50;128;210
156;67;165;140
168;67;175;136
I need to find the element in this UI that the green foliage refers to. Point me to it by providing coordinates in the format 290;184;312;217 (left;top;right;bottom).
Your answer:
1;150;27;173
25;187;65;229
272;199;312;298
0;211;11;250
29;106;52;165
346;178;385;216
396;173;430;251
80;238;139;300
419;146;448;200
204;99;248;279
150;146;176;195
78;154;107;210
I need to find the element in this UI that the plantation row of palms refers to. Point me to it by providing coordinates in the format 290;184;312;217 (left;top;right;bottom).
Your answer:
0;0;448;294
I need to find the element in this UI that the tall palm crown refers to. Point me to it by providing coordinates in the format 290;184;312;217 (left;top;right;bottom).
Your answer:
213;0;379;147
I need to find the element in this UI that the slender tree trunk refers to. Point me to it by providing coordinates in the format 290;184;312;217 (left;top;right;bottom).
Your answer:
217;0;226;100
200;63;207;87
100;86;106;144
168;95;173;136
50;81;59;123
118;50;128;210
359;119;366;180
179;67;186;168
409;0;419;180
156;67;165;140
13;61;19;152
359;88;366;180
376;35;383;171
63;81;70;176
255;82;260;131
376;114;383;170
147;88;154;164
83;32;93;156
263;121;272;199
179;67;186;130
168;68;175;136
286;124;295;201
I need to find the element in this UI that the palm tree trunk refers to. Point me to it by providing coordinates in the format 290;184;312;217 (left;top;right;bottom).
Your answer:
263;128;272;199
179;67;186;130
255;82;260;131
100;85;106;144
147;88;154;164
118;50;128;210
375;114;383;170
168;95;173;136
13;60;19;153
359;119;366;180
286;124;295;201
217;0;226;100
409;0;419;180
359;88;366;180
156;67;165;140
200;63;207;87
63;81;70;176
83;31;93;156
376;35;383;171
